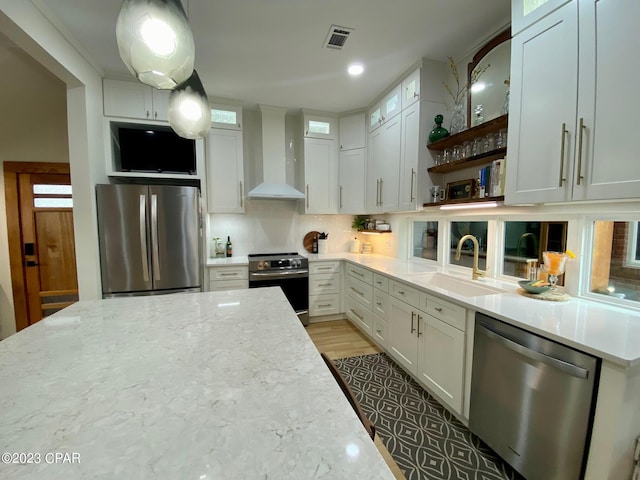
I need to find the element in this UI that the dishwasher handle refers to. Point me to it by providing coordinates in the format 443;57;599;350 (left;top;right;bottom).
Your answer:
477;323;590;379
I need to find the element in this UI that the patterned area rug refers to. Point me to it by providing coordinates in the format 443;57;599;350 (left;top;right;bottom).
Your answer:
334;353;524;480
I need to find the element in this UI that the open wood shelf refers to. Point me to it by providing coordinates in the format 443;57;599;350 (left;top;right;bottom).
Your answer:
423;196;504;208
357;229;392;234
427;148;506;174
427;114;508;151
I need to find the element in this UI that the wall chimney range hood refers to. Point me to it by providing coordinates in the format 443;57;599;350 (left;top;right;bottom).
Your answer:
247;105;305;200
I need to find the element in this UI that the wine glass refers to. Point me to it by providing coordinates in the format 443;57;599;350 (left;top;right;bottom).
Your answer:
542;251;568;294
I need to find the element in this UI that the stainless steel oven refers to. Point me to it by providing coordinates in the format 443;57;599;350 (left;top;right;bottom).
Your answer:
248;253;309;325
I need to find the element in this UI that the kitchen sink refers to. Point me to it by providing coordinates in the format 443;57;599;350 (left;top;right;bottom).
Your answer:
403;273;507;297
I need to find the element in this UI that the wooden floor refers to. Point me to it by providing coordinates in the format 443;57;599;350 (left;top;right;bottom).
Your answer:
306;319;406;480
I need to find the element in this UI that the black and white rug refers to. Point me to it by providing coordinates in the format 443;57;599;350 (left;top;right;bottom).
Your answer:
334;353;523;480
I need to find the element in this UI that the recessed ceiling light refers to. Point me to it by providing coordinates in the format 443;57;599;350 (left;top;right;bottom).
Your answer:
348;64;364;76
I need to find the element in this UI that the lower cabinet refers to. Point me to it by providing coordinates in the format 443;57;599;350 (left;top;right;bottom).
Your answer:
387;297;420;375
345;295;373;335
208;265;248;291
309;261;343;318
417;314;465;413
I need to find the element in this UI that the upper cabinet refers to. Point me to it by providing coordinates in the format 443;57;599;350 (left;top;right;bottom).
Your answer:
210;104;242;131
206;128;245;213
339;113;366;151
506;0;640;204
512;0;572;36
103;79;170;121
338;112;367;214
401;68;421;110
368;84;402;133
304;114;338;140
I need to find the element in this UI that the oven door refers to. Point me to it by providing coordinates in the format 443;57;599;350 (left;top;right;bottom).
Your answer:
249;270;309;324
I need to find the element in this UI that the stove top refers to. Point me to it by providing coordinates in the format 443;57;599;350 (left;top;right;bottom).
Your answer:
248;252;308;271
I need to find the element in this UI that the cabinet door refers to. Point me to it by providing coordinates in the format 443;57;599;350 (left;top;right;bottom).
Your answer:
574;0;640;201
401;68;421;110
339;149;366;214
346;295;373;336
207;129;245;213
505;3;578;204
368;102;383;133
417;314;465;414
151;89;169;121
210;104;242;130
103;79;153;120
398;102;420;211
366;128;383;211
339;113;366;151
381;84;402;122
304;115;337;140
377;115;401;212
387;297;419;375
512;0;572;36
304;137;338;213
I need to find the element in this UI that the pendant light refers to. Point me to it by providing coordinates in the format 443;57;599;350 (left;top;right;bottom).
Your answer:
116;0;195;89
168;70;211;139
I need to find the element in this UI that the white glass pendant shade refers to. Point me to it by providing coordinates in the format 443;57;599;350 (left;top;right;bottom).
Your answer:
116;0;195;89
168;70;211;139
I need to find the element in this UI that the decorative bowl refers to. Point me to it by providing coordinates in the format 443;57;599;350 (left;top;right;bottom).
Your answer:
518;280;552;294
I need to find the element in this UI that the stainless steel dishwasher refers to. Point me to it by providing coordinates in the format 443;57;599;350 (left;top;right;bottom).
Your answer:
470;313;600;480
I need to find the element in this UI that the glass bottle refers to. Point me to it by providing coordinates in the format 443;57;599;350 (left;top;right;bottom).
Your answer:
428;114;450;144
225;236;232;257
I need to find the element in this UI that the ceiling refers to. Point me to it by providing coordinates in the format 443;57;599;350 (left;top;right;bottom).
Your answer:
31;0;510;113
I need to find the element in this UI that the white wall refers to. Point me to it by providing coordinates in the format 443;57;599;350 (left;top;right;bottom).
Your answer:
0;3;106;339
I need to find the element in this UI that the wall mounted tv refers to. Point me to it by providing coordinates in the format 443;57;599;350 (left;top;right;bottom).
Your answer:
111;123;196;174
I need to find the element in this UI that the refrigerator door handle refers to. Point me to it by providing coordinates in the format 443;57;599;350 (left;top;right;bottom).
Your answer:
139;195;150;282
151;194;160;280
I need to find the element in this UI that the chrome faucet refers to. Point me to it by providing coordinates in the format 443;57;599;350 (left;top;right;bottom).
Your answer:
456;234;486;280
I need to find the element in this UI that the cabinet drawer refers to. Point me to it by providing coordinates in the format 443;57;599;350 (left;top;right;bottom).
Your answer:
346;275;374;309
373;273;389;292
210;266;248;280
373;315;387;348
389;280;421;309
309;273;341;295
346;263;373;284
309;294;341;316
422;293;466;331
373;290;388;319
310;261;341;274
346;296;373;335
209;279;249;291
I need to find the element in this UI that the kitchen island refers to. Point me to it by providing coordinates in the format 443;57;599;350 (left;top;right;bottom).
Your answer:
0;288;394;479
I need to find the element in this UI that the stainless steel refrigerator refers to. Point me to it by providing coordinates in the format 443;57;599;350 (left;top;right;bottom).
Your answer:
96;184;202;297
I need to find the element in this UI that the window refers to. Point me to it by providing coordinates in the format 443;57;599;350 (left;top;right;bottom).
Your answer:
32;184;73;208
449;221;488;270
591;221;640;303
412;221;438;261
210;108;237;125
502;221;567;279
308;120;331;135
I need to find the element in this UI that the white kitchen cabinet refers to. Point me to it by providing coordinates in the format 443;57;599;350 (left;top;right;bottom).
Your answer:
507;0;640;204
368;84;402;133
304;137;339;214
417;314;465;414
208;265;248;291
309;261;343;318
206;128;245;213
339;113;366;151
387;296;421;375
366;115;401;213
103;79;170;121
512;0;572;36
346;275;373;310
210;104;242;131
401;68;421;110
398;102;420;211
346;295;373;335
339;149;366;214
372;277;389;348
303;114;338;140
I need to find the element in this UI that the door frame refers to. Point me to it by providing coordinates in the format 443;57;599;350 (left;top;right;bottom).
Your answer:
3;161;72;332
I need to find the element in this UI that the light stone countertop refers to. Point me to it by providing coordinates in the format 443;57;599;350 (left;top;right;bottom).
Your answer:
205;255;249;266
306;253;640;368
0;288;394;480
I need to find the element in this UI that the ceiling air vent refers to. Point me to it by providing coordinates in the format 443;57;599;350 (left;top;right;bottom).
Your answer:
323;25;354;50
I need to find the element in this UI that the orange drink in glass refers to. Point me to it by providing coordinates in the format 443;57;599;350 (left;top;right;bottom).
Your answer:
542;251;568;293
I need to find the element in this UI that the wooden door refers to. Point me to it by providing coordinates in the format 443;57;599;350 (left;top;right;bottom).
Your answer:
4;162;78;331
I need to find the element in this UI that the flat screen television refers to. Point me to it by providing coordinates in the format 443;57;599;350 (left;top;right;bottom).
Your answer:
111;123;196;174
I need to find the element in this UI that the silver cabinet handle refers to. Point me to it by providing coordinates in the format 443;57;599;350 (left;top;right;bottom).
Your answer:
317;266;332;271
239;181;243;208
379;178;384;206
219;272;239;277
410;311;416;333
410;168;415;202
306;184;310;209
417;315;422;337
340;185;343;209
398;290;405;295
351;270;364;277
375;179;380;206
350;287;364;296
434;306;443;312
478;323;589;379
139;195;149;282
350;309;364;320
150;194;160;280
559;122;568;187
376;328;382;333
318;283;333;287
576;117;586;185
146;110;150;118
318;304;332;308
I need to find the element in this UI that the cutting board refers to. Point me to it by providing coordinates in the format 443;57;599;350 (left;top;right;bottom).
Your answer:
517;288;570;302
303;231;320;253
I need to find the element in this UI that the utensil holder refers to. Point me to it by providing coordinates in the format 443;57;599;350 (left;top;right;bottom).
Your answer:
317;239;328;255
